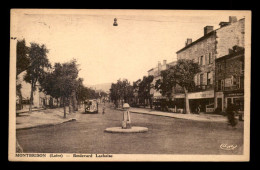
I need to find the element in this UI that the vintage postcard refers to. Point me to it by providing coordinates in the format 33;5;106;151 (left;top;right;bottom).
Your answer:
9;9;251;161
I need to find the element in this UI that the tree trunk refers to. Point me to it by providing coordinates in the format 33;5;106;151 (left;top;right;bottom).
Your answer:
29;82;34;113
63;97;66;118
149;97;153;109
69;96;73;114
72;90;78;112
184;87;190;114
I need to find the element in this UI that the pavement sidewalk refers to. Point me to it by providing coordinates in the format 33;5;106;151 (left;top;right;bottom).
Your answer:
16;107;45;114
127;107;227;122
16;108;79;130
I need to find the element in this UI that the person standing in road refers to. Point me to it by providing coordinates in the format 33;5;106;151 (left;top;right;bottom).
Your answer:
226;103;238;127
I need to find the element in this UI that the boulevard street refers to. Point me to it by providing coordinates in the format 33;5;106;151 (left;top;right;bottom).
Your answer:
16;103;244;154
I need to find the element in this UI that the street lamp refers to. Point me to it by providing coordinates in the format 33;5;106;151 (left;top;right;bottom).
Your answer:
113;18;118;26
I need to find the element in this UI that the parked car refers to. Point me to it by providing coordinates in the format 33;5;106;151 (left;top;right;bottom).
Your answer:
84;100;98;113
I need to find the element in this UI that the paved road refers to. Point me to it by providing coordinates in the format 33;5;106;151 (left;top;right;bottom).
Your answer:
16;103;244;154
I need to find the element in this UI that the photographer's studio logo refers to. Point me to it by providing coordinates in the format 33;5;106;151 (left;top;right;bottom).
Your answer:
220;144;238;150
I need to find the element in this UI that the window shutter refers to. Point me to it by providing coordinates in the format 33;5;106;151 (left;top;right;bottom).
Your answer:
194;74;197;85
210;72;213;84
203;73;207;85
209;52;212;64
205;54;207;65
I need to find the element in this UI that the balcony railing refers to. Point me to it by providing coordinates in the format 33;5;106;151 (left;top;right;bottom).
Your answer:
224;85;241;91
174;84;214;93
194;84;214;92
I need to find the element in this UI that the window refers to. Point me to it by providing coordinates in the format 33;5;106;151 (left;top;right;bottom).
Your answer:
221;79;225;90
241;61;244;74
207;72;211;85
209;53;212;64
232;75;237;86
197;74;200;85
217;63;222;73
240;76;244;89
200;74;204;85
237;76;240;89
217;80;221;91
200;56;203;65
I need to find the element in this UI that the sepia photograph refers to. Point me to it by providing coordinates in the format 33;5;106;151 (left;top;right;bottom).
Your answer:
9;9;251;161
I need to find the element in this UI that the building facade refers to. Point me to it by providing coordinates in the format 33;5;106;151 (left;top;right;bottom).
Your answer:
175;16;245;113
16;71;53;110
148;60;176;109
215;47;244;112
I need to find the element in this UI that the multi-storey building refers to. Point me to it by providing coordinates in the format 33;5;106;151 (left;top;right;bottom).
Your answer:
215;46;244;112
175;16;245;113
148;60;176;108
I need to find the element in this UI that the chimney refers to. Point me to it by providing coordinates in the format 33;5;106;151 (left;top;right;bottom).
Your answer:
163;60;167;65
185;38;192;46
158;61;162;71
229;16;237;23
204;26;214;35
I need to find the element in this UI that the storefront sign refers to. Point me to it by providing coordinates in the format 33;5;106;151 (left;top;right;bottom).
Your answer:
188;90;214;99
174;90;214;99
216;92;223;98
225;93;244;97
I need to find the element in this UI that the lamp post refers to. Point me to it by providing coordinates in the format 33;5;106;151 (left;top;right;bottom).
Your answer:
122;103;131;129
113;18;118;26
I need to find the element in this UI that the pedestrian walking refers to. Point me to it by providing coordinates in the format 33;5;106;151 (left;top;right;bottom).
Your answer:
226;103;238;128
102;101;105;114
197;105;201;114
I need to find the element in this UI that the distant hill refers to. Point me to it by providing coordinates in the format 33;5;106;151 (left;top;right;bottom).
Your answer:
86;83;112;93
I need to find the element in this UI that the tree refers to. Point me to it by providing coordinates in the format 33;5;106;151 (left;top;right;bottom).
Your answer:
137;76;154;108
110;83;119;107
16;39;30;110
17;39;30;76
24;43;51;113
109;79;134;108
155;59;200;114
52;60;79;117
38;71;61;107
133;79;141;105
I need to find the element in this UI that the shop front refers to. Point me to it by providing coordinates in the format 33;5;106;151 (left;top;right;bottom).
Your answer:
188;90;215;113
174;90;215;113
224;91;244;111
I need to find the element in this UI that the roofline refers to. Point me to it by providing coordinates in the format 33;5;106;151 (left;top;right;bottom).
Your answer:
148;68;154;72
176;31;216;54
176;18;245;54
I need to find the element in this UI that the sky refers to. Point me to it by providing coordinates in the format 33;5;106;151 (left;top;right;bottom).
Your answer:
12;9;245;86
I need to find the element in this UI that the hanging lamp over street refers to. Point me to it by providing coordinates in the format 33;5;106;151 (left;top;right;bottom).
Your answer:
113;18;118;26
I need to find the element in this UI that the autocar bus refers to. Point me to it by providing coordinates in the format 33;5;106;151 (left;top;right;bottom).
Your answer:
84;99;98;113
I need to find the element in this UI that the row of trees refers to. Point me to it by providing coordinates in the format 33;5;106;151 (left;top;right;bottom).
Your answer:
109;75;154;108
109;59;200;114
16;39;104;118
